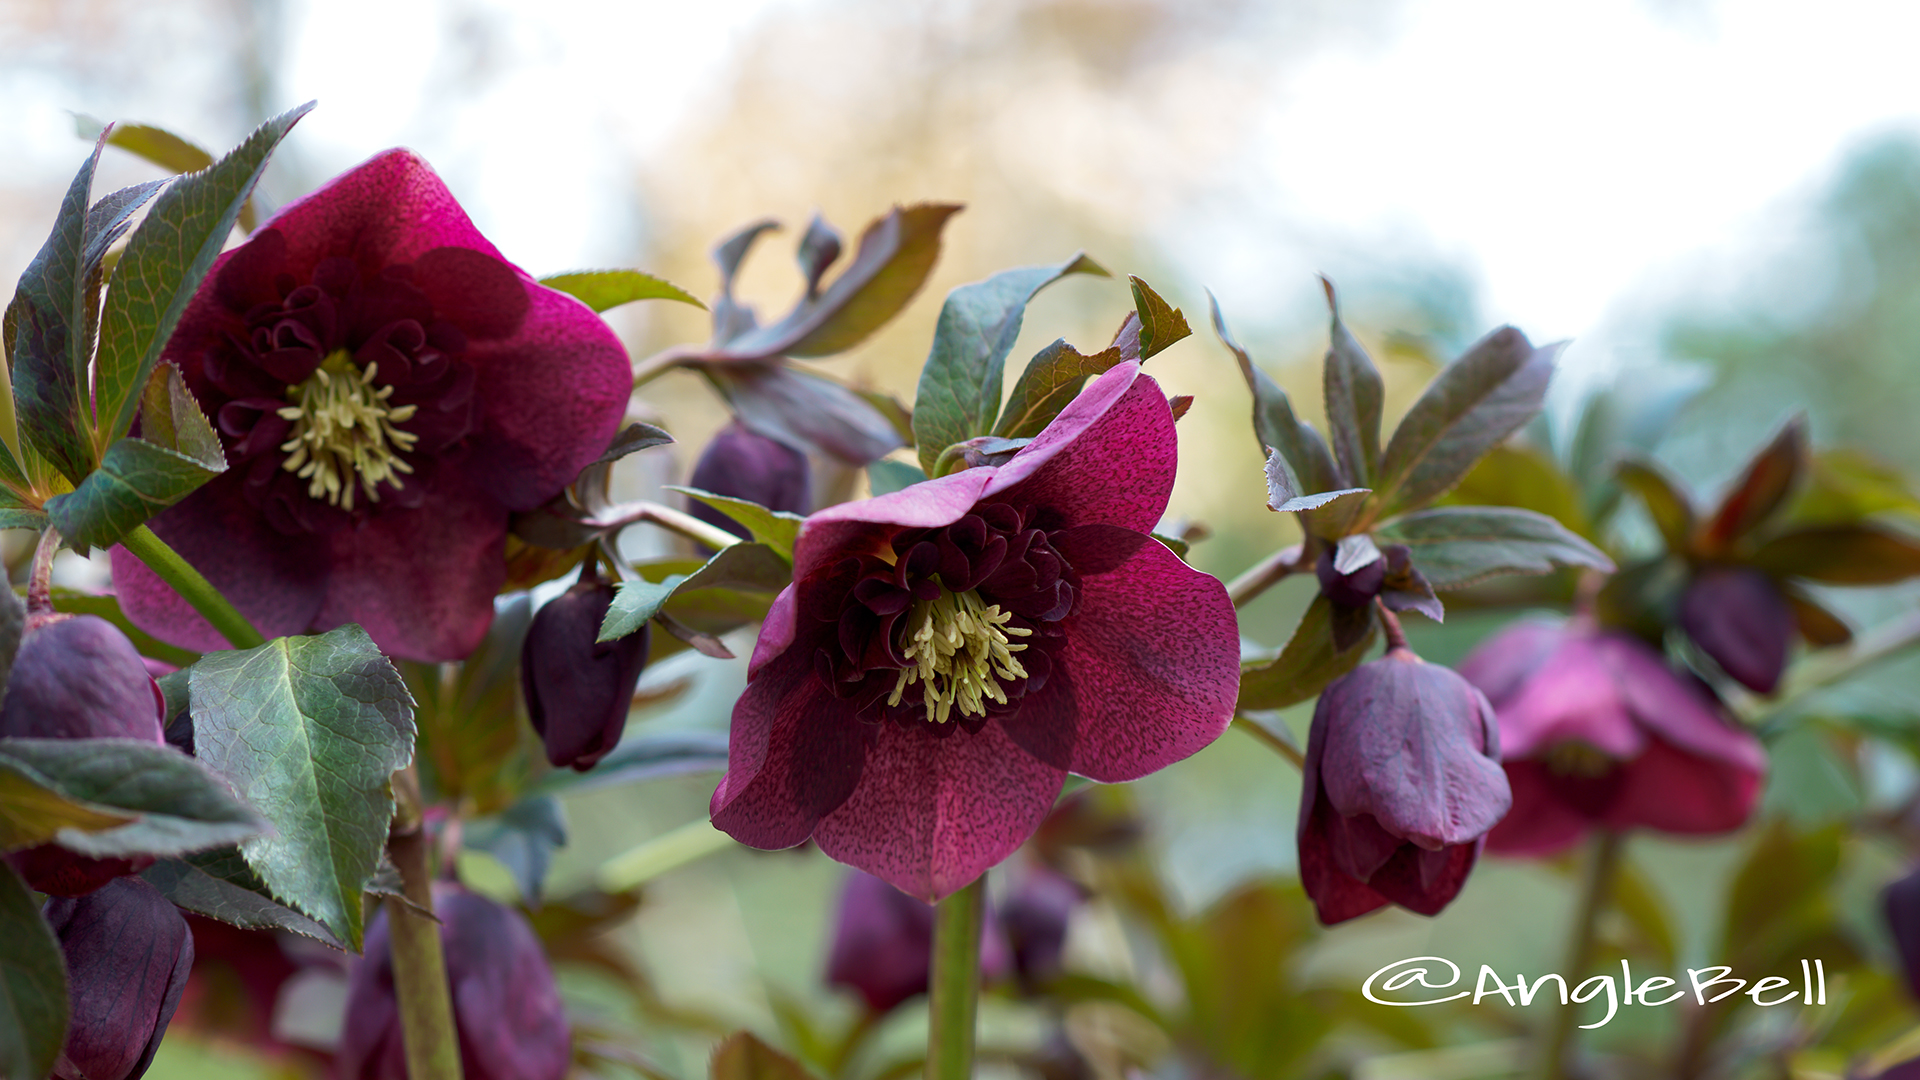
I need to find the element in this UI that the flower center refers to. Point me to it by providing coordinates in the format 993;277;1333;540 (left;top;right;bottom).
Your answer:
276;350;420;510
887;587;1033;724
1544;740;1616;778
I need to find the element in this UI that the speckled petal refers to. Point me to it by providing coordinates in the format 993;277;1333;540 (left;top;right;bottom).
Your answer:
791;468;995;586
245;149;508;276
812;719;1066;902
710;645;873;849
984;364;1175;534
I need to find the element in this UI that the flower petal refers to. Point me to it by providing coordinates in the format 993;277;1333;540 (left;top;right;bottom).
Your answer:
1604;735;1762;835
1297;794;1391;925
1600;634;1769;774
984;364;1175;534
249;149;508;276
1485;761;1593;856
812;719;1066;902
710;646;873;849
1491;634;1646;760
1455;618;1563;707
791;468;994;586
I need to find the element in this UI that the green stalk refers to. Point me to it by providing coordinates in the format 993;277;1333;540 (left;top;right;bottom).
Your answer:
1535;830;1625;1080
118;524;265;650
926;874;987;1080
387;813;463;1080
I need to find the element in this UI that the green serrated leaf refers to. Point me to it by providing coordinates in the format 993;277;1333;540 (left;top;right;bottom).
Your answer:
0;859;67;1080
189;624;416;950
1439;443;1592;539
538;269;704;313
0;756;134;851
95;101;313;451
136;360;224;467
600;575;687;643
706;362;903;465
993;338;1129;440
672;486;803;559
1296;488;1373;541
45;435;224;553
677;542;792;594
1210;292;1338;497
914;253;1108;474
141;856;345;949
868;458;926;495
1127;275;1191;360
1239;595;1377;711
745;203;962;359
1373;506;1615;590
1319;279;1384;489
1374;328;1559;516
0;737;264;857
1750;524;1920;584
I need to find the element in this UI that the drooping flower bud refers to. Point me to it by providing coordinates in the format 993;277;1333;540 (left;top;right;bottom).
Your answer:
1679;565;1794;694
1000;864;1082;989
337;885;571;1080
686;420;811;539
45;877;195;1080
2;615;168;894
1297;649;1512;926
824;870;1011;1014
521;578;649;771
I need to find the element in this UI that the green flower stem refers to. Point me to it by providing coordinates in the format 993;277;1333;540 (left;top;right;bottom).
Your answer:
118;525;265;650
387;770;463;1080
1226;544;1303;608
1535;829;1624;1080
26;527;58;615
1230;714;1304;769
926;873;987;1080
591;499;743;554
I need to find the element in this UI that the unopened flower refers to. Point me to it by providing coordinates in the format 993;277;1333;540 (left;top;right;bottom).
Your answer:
1000;863;1082;988
1679;565;1795;694
111;149;631;662
337;884;570;1080
1298;648;1511;925
687;420;812;539
45;877;195;1080
1885;863;1920;1004
1458;619;1767;856
709;364;1239;901
825;870;1011;1013
521;573;650;770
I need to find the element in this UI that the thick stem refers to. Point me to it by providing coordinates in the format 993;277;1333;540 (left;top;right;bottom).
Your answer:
1535;830;1625;1080
26;528;58;615
926;874;987;1080
1375;598;1409;652
590;499;743;553
1226;544;1303;608
387;769;463;1080
118;525;265;650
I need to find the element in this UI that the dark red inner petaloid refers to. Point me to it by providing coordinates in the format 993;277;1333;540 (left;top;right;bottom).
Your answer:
193;255;482;536
805;502;1081;735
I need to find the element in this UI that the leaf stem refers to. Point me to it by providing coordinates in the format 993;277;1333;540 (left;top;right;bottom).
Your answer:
591;499;743;553
1226;544;1302;607
387;769;463;1080
118;525;265;650
26;528;58;615
1375;598;1409;652
1534;829;1624;1080
926;873;987;1080
1231;713;1305;769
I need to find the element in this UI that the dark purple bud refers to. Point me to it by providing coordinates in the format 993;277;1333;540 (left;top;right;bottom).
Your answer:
1315;546;1387;609
2;615;168;895
521;581;649;771
825;870;1010;1014
1884;864;1920;1003
1000;865;1082;988
337;885;571;1080
45;877;194;1080
1298;649;1512;926
687;420;811;539
1680;565;1794;694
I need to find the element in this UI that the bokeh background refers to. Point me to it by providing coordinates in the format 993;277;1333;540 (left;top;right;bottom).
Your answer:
8;0;1920;1077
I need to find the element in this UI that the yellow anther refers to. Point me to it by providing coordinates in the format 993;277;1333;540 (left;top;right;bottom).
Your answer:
888;588;1033;724
278;349;419;510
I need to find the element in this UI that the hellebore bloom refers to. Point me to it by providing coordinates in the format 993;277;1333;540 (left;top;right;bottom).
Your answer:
710;363;1239;901
1680;565;1795;694
521;575;650;770
1297;648;1512;925
111;149;631;662
337;884;570;1080
2;615;168;895
999;863;1083;988
1458;620;1767;857
45;877;195;1080
825;869;1011;1013
688;419;813;539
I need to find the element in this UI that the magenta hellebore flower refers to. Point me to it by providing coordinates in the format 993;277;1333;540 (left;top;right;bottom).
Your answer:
825;869;1011;1013
1298;648;1512;925
111;150;631;662
1458;619;1767;856
710;363;1239;901
45;877;195;1080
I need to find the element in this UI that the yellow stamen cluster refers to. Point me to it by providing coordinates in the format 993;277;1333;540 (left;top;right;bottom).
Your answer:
889;588;1033;724
277;350;419;510
1544;740;1615;778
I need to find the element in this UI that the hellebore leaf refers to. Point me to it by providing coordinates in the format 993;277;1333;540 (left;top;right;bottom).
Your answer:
0;859;67;1080
45;434;225;553
0;578;19;706
600;575;687;643
588;422;675;468
1750;524;1920;584
1320;278;1384;488
744;203;961;359
538;729;718;795
404;594;535;815
1701;416;1808;554
1293;488;1373;542
710;218;782;346
1439;444;1591;539
1784;448;1920;527
538;269;704;313
677;541;793;594
188;624;416;951
96;100;314;451
464;794;568;906
1375;328;1559;517
135;362;225;468
673;487;803;560
1616;459;1697;553
994;336;1130;440
868;458;927;496
0;737;263;856
1782;584;1853;646
1373;506;1614;590
1210;292;1338;497
914;253;1109;475
1238;595;1378;711
1128;275;1192;360
712;1031;824;1080
141;856;345;949
0;755;134;851
795;212;844;298
707;362;903;465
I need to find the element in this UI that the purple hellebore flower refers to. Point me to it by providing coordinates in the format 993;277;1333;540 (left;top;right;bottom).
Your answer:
710;363;1240;902
1679;564;1795;694
336;884;570;1080
110;149;631;663
45;877;195;1080
2;614;168;895
999;862;1083;988
521;575;650;771
1883;864;1920;1003
1298;648;1512;926
825;869;1011;1014
1458;619;1767;857
688;419;813;540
